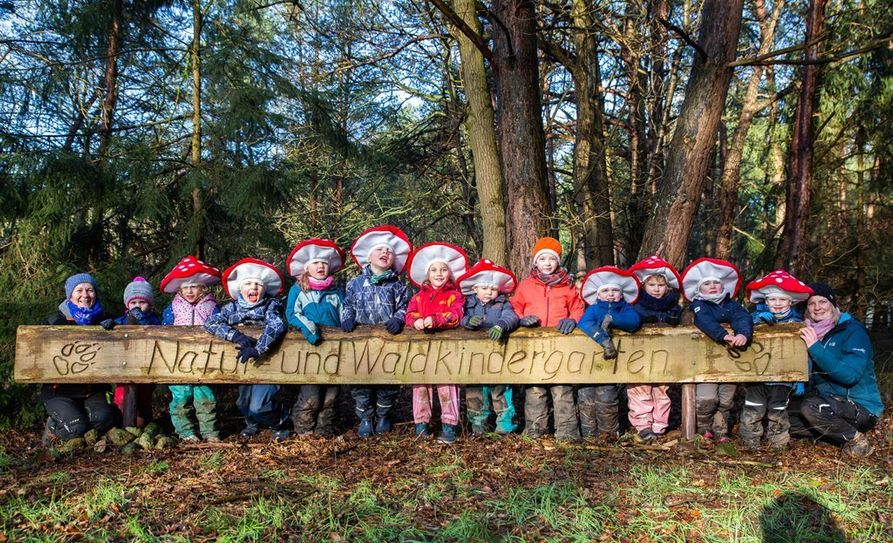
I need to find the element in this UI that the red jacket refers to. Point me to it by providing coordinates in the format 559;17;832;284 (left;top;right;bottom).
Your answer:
405;283;464;329
510;273;585;327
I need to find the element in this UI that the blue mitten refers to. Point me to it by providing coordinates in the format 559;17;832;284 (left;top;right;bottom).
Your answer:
341;318;356;332
385;318;404;335
237;346;260;364
231;331;255;350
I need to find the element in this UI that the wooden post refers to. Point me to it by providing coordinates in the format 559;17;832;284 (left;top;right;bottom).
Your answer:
681;383;697;439
120;384;136;428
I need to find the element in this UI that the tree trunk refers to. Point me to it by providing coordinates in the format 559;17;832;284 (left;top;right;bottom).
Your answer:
191;0;206;260
638;0;745;268
715;0;785;259
571;0;613;267
97;0;122;157
777;0;825;275
490;0;551;275
621;3;649;258
452;0;507;264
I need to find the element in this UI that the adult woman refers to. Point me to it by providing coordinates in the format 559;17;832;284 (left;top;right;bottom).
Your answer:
41;273;119;444
790;283;883;457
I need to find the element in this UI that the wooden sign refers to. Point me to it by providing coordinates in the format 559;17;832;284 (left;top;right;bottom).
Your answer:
14;324;807;385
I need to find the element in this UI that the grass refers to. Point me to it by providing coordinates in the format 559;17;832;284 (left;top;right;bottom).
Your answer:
2;444;892;542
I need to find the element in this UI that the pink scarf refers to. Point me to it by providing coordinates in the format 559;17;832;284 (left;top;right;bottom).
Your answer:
171;292;218;326
308;275;334;291
806;307;840;340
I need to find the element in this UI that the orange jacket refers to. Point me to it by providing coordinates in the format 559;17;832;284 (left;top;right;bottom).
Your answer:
405;283;464;329
510;274;585;327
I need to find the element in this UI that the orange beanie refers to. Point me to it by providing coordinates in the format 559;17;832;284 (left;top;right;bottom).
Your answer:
532;237;562;261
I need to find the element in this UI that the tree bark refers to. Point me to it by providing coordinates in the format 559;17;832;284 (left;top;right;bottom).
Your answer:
451;0;507;264
621;2;649;258
97;0;122;157
638;0;745;268
191;0;206;260
571;0;613;266
715;0;785;259
777;0;825;275
490;0;551;275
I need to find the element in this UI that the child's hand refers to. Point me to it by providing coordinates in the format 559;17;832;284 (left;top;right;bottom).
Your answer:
519;316;540;327
799;326;818;348
423;317;434;329
236;346;260;364
413;318;426;330
724;334;747;347
341;318;356;332
385;317;404;335
467;315;483;328
231;331;255;350
557;318;576;334
100;319;116;331
488;325;504;341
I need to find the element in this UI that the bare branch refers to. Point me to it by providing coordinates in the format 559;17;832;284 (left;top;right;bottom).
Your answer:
657;17;707;61
426;0;494;63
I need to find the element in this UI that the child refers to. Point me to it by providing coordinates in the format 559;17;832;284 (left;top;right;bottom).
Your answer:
740;270;813;450
457;259;520;435
681;257;753;443
341;225;412;437
205;258;289;441
285;239;345;437
405;242;468;444
577;267;642;438
41;273;118;445
626;256;683;441
510;237;584;441
160;256;222;443
113;277;162;427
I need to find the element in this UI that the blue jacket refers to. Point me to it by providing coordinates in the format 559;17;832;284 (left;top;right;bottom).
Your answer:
285;283;344;344
751;304;802;325
114;309;162;326
807;313;883;417
691;295;753;344
578;299;641;343
460;294;520;332
342;265;409;325
204;296;286;357
632;289;682;324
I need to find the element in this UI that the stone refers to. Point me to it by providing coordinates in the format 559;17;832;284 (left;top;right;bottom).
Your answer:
107;428;137;447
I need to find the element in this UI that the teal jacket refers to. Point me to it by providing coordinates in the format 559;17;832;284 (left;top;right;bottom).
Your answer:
807;313;883;417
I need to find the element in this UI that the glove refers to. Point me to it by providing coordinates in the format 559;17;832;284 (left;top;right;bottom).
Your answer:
665;314;681;326
557;318;576;334
793;382;806;397
600;337;618;360
99;319;116;331
303;331;321;345
385;318;403;335
341;318;356;332
757;313;775;326
641;314;659;324
126;307;145;324
231;331;255;350
488;325;504;341
467;315;483;328
519;316;540;327
236;346;260;364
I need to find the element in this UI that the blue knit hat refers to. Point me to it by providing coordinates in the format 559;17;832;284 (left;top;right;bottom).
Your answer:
123;276;154;308
65;273;97;300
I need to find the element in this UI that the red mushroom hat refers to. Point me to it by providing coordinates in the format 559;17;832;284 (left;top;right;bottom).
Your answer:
581;266;641;305
221;258;285;300
628;256;682;290
405;242;470;288
745;270;813;303
457;259;517;296
680;257;742;302
287;239;346;277
160;256;221;293
350;225;413;274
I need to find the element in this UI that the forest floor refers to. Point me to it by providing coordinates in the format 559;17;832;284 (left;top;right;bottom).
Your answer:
1;409;891;543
